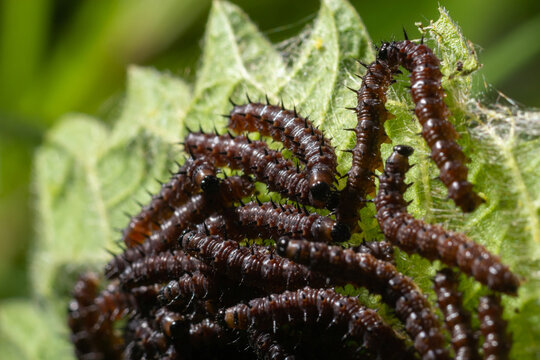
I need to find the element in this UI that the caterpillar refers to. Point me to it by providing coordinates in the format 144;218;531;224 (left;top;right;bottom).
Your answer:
158;272;216;308
374;145;520;294
276;238;448;360
336;59;394;231
351;240;395;263
117;250;210;289
148;174;254;253
377;40;484;212
215;201;349;243
179;231;329;293
222;287;412;360
478;295;512;360
184;132;327;208
194;214;238;240
433;268;479;360
122;157;219;248
105;175;253;279
228;102;338;204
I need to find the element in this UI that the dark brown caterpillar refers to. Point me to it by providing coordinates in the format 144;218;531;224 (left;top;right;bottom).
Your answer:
248;330;295;360
105;175;253;279
179;231;329;293
219;201;349;243
67;273;123;360
158;272;216;308
198;211;355;254
222;287;412;360
433;268;479;360
123;157;219;248
377;40;483;212
336;59;394;231
118;250;209;289
119;250;210;289
229;102;337;203
194;214;234;239
184;132;327;208
374;145;520;294
351;240;395;264
150;174;254;250
478;295;512;360
276;238;448;360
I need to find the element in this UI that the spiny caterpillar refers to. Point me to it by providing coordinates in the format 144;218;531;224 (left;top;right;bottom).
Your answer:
216;200;349;243
336;59;394;231
228;101;338;204
122;158;219;248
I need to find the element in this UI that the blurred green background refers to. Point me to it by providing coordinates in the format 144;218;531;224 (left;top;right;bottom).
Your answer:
0;0;539;300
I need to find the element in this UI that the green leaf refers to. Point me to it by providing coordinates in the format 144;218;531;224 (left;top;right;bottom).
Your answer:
470;104;540;359
31;67;192;302
19;0;540;359
0;300;73;360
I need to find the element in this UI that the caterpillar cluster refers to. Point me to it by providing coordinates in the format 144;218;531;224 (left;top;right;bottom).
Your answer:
68;32;517;360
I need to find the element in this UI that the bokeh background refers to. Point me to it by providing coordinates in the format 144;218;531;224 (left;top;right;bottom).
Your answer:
1;0;539;300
